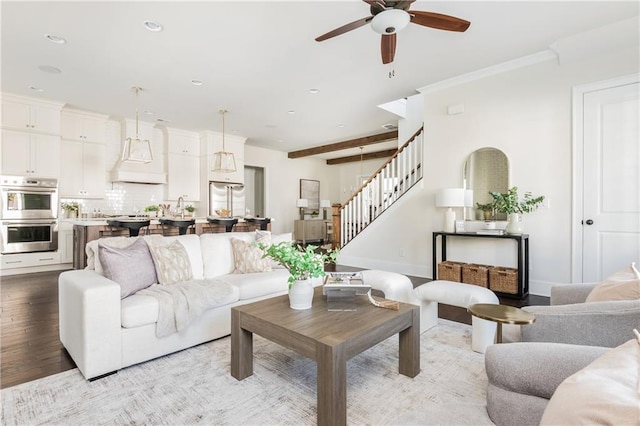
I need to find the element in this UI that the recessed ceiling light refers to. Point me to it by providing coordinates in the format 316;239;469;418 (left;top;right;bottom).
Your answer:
287;110;295;115
143;110;154;115
309;88;319;94
44;34;66;44
337;124;345;128
143;21;163;32
191;79;203;86
28;86;44;92
38;65;62;74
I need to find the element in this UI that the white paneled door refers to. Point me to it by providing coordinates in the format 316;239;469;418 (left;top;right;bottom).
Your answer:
575;76;640;282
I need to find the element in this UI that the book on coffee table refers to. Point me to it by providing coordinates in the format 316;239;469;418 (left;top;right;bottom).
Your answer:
323;272;370;295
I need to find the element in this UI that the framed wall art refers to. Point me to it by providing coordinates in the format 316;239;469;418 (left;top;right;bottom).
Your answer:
299;179;320;215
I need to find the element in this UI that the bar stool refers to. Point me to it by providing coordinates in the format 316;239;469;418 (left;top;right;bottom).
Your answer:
106;218;151;237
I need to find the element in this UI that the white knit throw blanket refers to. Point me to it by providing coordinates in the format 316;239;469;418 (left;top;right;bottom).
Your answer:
137;279;236;337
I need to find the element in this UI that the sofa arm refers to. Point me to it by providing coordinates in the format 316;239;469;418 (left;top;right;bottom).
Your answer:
521;299;640;348
485;342;608;426
550;282;598;305
58;269;122;380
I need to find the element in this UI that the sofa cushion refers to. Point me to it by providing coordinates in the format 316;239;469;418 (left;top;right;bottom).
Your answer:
540;337;640;425
586;262;640;303
216;269;291;300
231;237;272;274
121;294;159;328
98;238;157;298
201;232;255;278
147;239;193;285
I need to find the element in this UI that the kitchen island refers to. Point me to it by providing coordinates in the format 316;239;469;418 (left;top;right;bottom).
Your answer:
71;217;271;269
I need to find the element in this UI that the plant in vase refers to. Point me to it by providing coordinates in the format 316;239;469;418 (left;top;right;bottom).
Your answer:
61;202;79;218
184;205;195;217
475;202;495;221
144;205;159;218
257;241;339;310
489;187;545;234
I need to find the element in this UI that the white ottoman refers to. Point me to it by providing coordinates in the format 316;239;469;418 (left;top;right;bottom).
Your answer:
361;270;420;306
413;280;499;353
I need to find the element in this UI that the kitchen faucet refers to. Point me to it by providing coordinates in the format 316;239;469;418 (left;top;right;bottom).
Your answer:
177;196;185;219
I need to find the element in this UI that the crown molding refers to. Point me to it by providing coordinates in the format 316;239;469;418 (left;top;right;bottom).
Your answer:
417;50;558;95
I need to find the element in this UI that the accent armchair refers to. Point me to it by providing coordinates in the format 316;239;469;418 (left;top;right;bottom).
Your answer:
503;282;640;348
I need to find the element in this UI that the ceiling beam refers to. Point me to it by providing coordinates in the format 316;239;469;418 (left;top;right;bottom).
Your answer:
287;130;398;159
326;149;398;165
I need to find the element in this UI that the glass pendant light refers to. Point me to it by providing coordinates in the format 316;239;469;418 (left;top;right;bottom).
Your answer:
211;109;236;173
121;86;153;163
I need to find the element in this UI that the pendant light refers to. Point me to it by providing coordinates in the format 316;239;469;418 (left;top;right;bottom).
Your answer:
121;86;153;163
211;109;236;173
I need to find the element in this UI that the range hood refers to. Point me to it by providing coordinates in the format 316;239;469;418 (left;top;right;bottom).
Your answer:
111;118;167;184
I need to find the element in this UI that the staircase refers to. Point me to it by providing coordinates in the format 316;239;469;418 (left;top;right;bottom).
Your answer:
334;127;424;247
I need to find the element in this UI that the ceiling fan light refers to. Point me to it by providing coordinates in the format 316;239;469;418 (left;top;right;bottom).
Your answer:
371;9;410;35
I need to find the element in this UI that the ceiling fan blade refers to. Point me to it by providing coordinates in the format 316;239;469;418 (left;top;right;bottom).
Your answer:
410;10;470;32
381;33;396;64
315;17;372;42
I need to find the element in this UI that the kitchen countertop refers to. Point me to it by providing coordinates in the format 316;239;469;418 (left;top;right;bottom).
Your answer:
64;217;269;226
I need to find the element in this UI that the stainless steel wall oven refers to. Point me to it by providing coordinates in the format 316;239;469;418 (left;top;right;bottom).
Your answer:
0;176;58;254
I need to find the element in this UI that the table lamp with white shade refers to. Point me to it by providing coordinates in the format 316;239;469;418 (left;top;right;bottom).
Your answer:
320;199;331;220
296;198;308;220
435;188;466;232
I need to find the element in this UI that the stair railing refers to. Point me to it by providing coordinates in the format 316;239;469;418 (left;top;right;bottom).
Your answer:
334;127;424;247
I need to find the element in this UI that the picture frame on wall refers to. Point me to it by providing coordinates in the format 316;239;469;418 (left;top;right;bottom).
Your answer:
300;179;320;216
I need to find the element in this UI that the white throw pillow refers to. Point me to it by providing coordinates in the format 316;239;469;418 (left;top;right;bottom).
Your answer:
540;336;640;425
147;239;193;285
230;238;272;274
585;262;640;302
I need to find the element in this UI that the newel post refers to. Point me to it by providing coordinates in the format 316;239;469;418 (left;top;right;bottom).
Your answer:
331;204;341;249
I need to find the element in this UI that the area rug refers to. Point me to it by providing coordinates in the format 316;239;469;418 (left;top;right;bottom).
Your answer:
1;319;492;425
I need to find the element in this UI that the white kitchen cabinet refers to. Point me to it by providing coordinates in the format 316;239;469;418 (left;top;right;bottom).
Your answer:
165;128;201;201
1;95;62;134
201;130;245;184
1;129;60;177
59;140;106;198
167;153;200;201
0;251;61;270
58;222;74;264
61;109;107;143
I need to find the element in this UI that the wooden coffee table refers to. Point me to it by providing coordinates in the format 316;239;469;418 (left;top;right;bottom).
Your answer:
231;286;420;426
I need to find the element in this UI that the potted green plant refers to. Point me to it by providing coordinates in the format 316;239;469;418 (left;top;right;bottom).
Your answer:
475;202;495;220
61;202;79;219
489;187;545;234
257;241;339;309
144;205;159;218
184;205;195;217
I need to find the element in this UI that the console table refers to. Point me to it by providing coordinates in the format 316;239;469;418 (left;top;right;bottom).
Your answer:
432;231;529;299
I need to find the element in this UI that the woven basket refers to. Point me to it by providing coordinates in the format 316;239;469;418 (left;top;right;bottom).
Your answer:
461;263;491;288
489;267;518;294
437;261;465;282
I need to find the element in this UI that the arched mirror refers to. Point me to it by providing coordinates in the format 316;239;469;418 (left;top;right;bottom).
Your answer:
463;147;509;220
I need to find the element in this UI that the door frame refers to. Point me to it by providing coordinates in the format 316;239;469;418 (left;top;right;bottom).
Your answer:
571;73;640;282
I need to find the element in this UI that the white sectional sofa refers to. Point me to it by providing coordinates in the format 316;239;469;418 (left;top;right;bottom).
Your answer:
58;231;417;380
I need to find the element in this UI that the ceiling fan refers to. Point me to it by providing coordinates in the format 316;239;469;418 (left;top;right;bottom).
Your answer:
315;0;470;64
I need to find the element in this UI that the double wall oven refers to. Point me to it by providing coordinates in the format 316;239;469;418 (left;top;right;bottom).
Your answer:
1;175;58;254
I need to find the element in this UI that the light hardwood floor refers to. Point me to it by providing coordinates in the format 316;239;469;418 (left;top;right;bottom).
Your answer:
0;267;548;389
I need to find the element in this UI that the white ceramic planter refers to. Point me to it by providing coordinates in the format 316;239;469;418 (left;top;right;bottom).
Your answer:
506;213;524;234
288;279;313;310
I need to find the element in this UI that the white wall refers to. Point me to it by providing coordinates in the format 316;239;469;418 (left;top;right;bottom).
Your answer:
243;145;338;234
339;24;639;296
